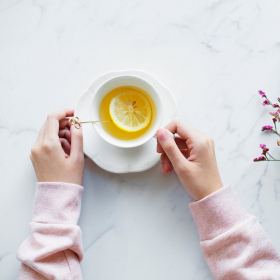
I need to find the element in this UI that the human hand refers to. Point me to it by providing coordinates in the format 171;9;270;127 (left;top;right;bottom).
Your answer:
30;109;84;186
156;119;223;200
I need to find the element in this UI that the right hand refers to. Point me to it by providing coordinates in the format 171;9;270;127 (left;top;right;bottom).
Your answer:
30;109;84;186
156;119;223;200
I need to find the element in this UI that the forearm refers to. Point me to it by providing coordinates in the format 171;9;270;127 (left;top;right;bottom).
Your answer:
17;182;84;280
189;185;280;279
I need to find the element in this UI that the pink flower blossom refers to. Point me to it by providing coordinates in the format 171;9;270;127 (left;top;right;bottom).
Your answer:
273;103;279;108
259;90;266;97
253;156;266;162
262;100;270;106
273;117;277;123
270;111;279;117
260;144;269;155
262;148;269;155
261;125;273;131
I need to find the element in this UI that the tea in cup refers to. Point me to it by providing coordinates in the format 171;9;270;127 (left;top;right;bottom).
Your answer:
90;76;163;148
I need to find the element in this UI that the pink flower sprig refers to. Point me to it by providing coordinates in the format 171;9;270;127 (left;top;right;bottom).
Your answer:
269;109;280;123
263;100;270;106
261;125;273;131
253;156;266;162
259;90;272;106
254;91;280;162
269;111;279;117
258;91;280;135
254;144;279;162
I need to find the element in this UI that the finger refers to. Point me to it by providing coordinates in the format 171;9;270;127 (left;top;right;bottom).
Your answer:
160;148;189;173
59;128;71;143
157;137;187;153
157;139;162;153
181;149;190;159
69;122;84;160
59;119;71;129
156;128;188;172
44;109;74;143
161;152;173;173
60;138;71;155
175;137;188;149
165;119;200;142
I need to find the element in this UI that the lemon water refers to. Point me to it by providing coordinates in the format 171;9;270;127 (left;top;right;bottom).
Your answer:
99;86;156;141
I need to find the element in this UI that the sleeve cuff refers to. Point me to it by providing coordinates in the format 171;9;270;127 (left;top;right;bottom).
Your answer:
32;182;84;225
189;184;251;241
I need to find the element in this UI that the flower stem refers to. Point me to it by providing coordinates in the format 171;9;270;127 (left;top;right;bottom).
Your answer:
272;129;280;136
267;152;276;160
264;154;269;160
266;98;273;105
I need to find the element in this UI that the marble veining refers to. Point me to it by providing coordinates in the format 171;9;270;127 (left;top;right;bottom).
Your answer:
1;0;280;279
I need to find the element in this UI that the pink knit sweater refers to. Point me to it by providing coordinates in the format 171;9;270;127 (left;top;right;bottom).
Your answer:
17;183;280;279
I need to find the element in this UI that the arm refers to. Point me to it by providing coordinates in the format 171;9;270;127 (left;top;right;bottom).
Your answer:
156;119;280;279
17;109;84;279
190;185;280;279
17;183;83;280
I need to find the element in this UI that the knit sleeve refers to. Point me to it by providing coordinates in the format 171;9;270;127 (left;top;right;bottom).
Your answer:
17;182;84;280
189;185;280;280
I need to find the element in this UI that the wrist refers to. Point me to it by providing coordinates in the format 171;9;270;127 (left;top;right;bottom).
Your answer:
203;182;223;200
192;180;223;201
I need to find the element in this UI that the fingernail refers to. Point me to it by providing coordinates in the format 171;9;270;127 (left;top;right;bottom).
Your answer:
157;129;167;141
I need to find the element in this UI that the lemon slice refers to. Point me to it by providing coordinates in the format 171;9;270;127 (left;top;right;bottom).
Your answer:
109;90;152;132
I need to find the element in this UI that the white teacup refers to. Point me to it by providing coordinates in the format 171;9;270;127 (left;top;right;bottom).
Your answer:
90;75;163;148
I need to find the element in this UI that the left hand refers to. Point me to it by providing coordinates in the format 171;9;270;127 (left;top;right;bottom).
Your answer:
30;108;84;186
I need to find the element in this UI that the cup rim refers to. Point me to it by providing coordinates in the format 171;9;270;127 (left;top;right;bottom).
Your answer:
89;75;163;148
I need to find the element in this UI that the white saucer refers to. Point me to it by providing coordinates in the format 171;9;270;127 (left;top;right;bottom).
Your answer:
75;70;178;173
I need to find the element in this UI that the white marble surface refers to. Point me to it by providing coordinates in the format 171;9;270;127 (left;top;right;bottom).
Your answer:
1;0;280;279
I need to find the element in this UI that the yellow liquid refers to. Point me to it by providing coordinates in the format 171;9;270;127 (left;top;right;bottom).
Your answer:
99;86;156;140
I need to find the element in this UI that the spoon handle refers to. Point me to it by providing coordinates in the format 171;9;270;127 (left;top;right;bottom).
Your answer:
79;120;111;124
66;117;111;129
66;117;176;139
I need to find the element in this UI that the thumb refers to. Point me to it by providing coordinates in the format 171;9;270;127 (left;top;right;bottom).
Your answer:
70;124;84;160
156;128;187;172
